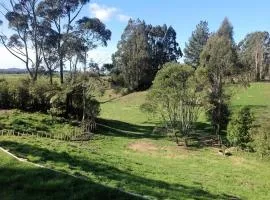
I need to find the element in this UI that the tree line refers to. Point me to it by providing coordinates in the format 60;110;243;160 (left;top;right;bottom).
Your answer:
140;18;269;157
0;0;111;84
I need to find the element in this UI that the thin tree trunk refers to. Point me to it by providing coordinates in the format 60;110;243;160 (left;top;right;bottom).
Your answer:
60;56;64;84
49;69;53;85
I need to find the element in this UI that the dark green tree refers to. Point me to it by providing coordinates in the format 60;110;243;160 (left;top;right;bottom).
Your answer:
147;24;182;80
227;106;254;149
144;62;207;146
113;19;182;90
217;17;234;42
112;19;151;90
200;18;237;144
184;21;209;68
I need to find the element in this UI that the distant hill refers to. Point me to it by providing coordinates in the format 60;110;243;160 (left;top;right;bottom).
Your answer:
0;68;27;74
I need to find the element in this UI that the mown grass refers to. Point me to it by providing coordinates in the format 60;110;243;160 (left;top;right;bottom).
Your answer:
0;151;139;200
230;82;270;126
0;82;270;199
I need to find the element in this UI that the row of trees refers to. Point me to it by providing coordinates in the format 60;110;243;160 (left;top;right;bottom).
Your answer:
0;74;102;122
111;19;182;90
184;20;270;81
0;0;111;84
142;18;241;147
141;17;270;157
111;18;270;93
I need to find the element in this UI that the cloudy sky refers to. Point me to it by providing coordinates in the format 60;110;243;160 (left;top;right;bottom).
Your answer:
1;0;270;68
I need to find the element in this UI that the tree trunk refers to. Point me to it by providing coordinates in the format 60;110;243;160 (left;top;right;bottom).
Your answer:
49;69;53;85
60;56;64;84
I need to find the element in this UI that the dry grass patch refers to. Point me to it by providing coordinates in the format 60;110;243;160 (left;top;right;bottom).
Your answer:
128;141;158;153
128;140;195;159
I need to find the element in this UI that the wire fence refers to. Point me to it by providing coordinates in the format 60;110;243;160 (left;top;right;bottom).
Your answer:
0;125;96;141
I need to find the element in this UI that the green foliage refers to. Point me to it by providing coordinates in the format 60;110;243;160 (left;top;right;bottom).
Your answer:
0;78;10;108
0;75;101;122
0;77;56;111
0;110;76;136
49;74;101;121
227;106;254;149
145;62;206;145
112;19;182;90
252;123;270;159
200;18;238;137
217;17;234;42
184;21;209;68
238;31;270;81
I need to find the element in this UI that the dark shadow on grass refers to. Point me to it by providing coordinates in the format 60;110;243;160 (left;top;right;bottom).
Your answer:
184;122;221;149
230;105;268;109
0;166;140;200
96;118;163;140
0;141;241;200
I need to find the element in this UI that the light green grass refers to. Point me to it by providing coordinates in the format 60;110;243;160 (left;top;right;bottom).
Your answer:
0;83;270;199
231;82;270;106
231;82;270;125
0;74;29;81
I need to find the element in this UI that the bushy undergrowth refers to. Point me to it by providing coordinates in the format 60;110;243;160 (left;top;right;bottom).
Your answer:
0;75;102;121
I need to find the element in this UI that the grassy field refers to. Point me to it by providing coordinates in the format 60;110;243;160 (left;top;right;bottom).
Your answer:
0;82;270;199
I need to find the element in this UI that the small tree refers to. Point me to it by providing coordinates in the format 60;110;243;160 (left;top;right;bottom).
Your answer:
252;123;270;159
145;62;207;146
227;106;254;149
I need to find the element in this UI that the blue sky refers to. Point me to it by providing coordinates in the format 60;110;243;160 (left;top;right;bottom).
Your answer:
1;0;270;68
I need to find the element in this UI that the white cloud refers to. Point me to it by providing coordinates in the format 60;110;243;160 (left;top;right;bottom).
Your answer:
89;3;131;23
90;3;118;22
117;14;131;23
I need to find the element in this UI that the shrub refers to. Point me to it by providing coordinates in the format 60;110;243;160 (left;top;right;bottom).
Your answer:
0;78;11;108
145;62;207;146
8;78;31;110
252;124;270;159
29;78;58;112
227;106;254;149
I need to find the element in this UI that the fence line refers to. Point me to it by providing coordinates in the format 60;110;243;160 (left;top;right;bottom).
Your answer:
0;128;95;141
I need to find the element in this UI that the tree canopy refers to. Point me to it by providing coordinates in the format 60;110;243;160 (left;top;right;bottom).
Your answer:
184;21;209;68
112;19;182;90
200;18;237;141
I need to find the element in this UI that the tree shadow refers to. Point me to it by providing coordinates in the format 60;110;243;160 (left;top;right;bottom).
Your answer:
0;141;241;200
185;122;220;149
0;167;139;200
96;118;163;140
230;105;268;109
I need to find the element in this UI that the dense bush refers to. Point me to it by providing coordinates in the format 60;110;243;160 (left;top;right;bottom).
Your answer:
252;123;270;159
0;78;57;111
49;75;102;121
144;62;207;146
227;106;254;149
0;76;101;122
0;78;10;108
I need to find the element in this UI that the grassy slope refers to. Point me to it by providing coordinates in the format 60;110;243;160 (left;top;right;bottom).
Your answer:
0;83;270;199
0;151;139;200
231;82;270;125
0;110;77;137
